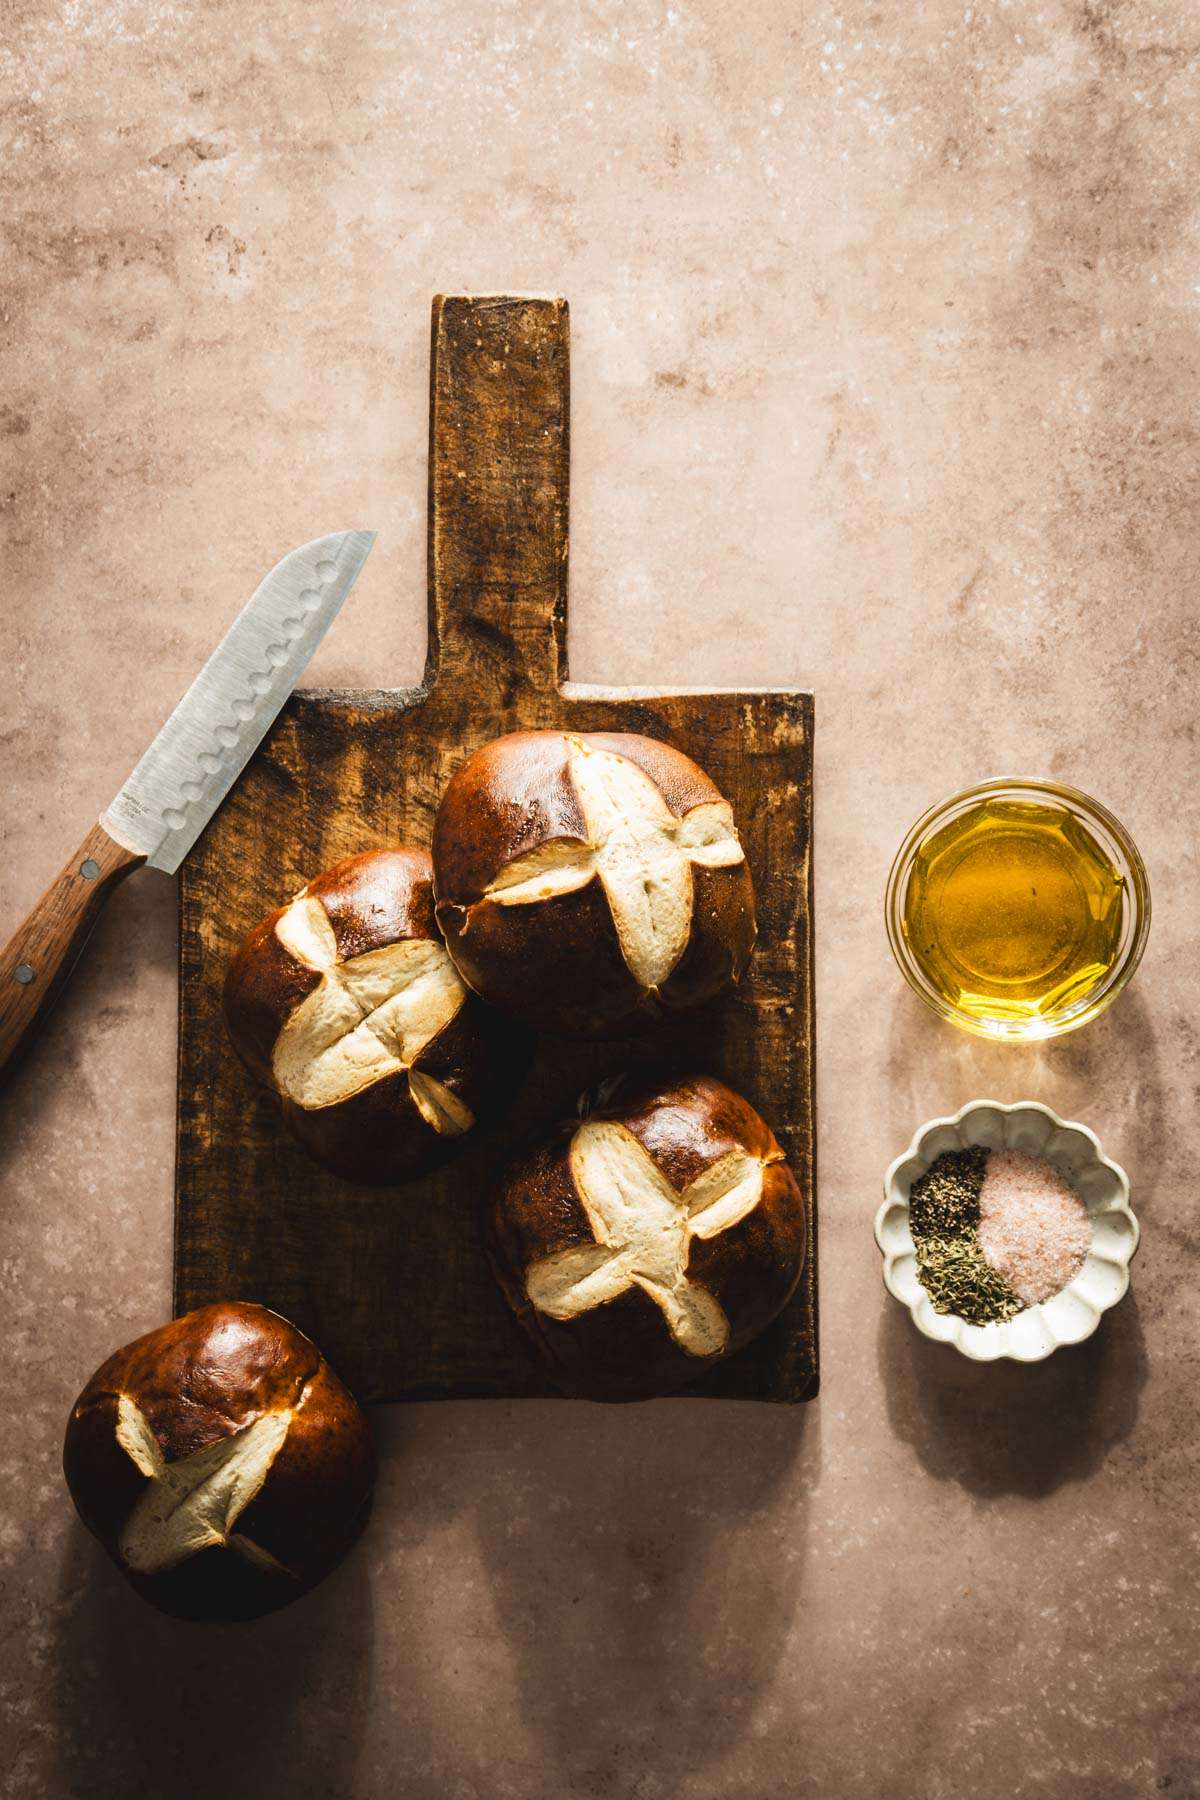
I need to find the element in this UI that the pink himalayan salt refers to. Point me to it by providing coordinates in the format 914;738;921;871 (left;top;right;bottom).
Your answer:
976;1149;1092;1305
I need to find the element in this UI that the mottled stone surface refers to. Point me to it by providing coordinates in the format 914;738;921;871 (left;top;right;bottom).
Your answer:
2;1;1198;1795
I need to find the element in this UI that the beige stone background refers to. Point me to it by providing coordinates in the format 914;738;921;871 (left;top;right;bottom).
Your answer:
2;0;1199;1795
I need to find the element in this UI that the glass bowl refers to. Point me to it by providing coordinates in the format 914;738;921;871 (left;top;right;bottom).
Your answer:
885;777;1151;1042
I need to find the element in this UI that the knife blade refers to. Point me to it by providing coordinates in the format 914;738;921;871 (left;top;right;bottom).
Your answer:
103;528;375;871
0;528;375;1085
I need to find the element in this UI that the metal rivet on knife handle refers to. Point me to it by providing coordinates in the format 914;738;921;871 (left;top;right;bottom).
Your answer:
0;823;145;1085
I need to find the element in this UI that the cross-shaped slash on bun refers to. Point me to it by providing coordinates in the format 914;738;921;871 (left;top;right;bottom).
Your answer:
525;1116;777;1357
224;847;524;1185
483;735;746;990
115;1394;292;1576
433;731;757;1038
491;1073;806;1400
272;892;473;1132
63;1303;375;1621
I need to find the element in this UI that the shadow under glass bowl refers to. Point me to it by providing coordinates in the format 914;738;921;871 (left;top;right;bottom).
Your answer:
884;776;1151;1043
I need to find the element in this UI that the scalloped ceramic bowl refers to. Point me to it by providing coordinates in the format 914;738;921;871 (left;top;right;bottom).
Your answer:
876;1100;1138;1361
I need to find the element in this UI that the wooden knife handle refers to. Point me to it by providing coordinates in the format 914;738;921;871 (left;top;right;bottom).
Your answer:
0;821;146;1087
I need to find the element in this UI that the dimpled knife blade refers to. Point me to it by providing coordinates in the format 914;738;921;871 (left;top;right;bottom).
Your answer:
101;529;375;872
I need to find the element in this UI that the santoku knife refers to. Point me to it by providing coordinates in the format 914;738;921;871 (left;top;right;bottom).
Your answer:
0;528;375;1086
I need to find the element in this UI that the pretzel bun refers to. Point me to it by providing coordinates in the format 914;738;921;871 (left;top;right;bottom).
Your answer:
491;1072;805;1400
431;731;756;1037
223;847;523;1185
62;1303;375;1621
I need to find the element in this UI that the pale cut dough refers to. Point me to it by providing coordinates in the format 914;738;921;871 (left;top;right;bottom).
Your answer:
483;737;745;991
524;1119;768;1357
271;895;473;1132
116;1393;292;1576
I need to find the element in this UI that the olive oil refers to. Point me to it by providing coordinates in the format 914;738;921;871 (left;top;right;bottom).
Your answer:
901;797;1125;1031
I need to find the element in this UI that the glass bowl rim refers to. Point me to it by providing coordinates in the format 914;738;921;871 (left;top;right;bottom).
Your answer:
884;775;1152;1040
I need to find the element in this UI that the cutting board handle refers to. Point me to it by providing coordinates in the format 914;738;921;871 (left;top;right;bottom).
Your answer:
426;295;570;702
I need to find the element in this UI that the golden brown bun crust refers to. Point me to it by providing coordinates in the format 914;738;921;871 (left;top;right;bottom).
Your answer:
62;1303;375;1622
223;847;527;1185
491;1073;805;1400
432;731;757;1037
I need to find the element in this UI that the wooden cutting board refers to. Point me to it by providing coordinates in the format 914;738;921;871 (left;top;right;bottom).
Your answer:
175;295;817;1403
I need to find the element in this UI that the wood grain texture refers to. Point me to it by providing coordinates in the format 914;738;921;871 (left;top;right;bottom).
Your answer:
176;295;816;1402
0;821;145;1088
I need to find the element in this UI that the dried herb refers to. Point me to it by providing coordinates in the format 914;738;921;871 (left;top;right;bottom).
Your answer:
908;1148;1024;1324
913;1234;1025;1325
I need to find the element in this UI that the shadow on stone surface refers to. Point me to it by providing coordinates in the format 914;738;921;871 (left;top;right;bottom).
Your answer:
877;1286;1147;1498
0;870;177;1192
883;983;1165;1192
467;1398;814;1794
878;974;1157;1498
50;1524;373;1800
